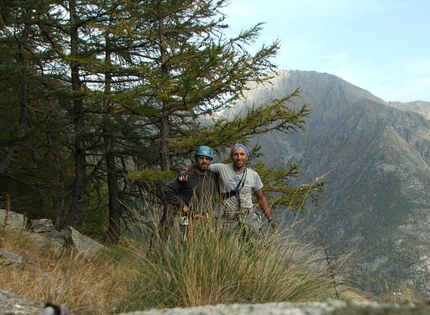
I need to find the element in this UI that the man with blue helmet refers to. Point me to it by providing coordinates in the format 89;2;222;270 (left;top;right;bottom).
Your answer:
163;146;218;239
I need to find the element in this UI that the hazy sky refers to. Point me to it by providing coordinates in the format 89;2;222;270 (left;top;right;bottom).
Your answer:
222;0;430;102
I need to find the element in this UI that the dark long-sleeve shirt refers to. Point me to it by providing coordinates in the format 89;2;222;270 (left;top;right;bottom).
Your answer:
163;169;218;215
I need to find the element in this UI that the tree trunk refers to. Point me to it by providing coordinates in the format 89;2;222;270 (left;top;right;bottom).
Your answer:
104;150;121;244
63;0;86;228
156;3;173;241
48;135;68;230
64;98;86;228
102;25;121;244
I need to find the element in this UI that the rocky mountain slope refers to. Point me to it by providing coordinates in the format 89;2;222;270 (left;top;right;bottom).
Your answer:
223;70;430;296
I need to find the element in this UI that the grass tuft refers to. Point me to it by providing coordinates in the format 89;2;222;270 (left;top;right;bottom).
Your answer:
116;217;343;313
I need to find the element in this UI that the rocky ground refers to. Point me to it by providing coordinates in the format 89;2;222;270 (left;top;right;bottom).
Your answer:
0;289;44;315
2;288;430;315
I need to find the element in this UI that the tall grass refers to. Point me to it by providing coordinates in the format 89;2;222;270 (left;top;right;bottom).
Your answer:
1;210;351;314
0;228;139;314
116;217;343;313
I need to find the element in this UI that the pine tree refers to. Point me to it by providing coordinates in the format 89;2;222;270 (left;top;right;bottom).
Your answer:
0;0;75;223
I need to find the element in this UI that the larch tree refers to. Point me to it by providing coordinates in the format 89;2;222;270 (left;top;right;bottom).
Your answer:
0;0;324;242
112;0;320;239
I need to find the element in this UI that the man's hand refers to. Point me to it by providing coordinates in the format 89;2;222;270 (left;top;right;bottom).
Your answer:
178;170;189;182
268;219;277;235
182;205;189;215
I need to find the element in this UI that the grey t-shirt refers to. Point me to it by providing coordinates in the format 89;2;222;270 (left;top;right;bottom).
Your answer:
208;163;263;215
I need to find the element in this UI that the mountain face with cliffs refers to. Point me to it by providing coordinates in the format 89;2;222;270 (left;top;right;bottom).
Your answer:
223;70;430;296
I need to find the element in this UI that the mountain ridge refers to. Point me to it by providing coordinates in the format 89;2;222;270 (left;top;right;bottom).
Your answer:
224;70;430;296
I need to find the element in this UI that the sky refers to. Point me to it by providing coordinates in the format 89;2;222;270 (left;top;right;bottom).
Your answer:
222;0;430;102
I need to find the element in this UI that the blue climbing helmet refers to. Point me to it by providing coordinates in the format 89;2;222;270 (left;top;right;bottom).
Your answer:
194;145;214;160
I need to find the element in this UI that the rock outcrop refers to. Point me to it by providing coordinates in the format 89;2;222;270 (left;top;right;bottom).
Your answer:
0;209;106;267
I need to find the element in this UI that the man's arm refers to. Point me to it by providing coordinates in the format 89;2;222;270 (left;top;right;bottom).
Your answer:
162;178;183;207
254;189;277;234
163;176;192;215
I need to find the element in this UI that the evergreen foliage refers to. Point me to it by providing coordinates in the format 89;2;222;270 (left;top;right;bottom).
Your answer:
0;0;325;242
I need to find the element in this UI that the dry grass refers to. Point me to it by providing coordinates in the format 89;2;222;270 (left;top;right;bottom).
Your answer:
381;284;422;304
115;217;348;313
0;228;143;315
0;215;354;314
